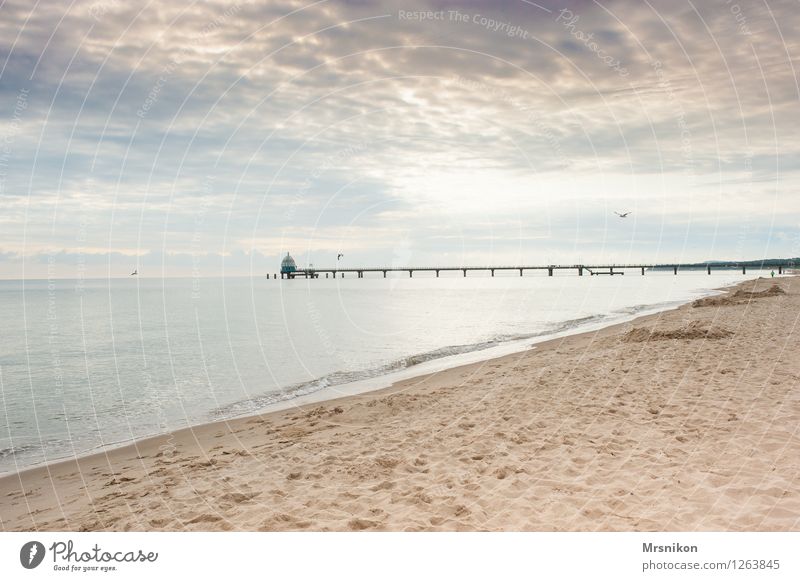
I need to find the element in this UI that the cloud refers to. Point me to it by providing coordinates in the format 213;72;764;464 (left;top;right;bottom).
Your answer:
1;0;798;277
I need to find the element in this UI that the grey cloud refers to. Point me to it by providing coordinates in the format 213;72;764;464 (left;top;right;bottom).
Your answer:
1;0;799;277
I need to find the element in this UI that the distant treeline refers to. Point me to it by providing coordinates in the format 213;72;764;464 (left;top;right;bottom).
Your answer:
651;258;798;271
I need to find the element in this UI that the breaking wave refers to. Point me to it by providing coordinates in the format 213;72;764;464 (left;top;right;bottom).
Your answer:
210;310;634;420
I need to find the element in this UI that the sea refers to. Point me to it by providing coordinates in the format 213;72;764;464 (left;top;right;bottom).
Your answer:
0;269;774;474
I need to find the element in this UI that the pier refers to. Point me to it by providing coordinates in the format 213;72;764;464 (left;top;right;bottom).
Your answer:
276;261;794;279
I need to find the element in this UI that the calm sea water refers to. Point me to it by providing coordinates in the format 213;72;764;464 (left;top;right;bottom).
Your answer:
0;270;772;474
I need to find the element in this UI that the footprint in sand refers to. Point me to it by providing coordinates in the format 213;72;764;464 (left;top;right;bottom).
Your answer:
186;513;223;524
220;491;261;503
347;518;379;531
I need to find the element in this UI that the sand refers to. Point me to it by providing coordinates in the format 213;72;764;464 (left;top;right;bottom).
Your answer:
1;276;799;531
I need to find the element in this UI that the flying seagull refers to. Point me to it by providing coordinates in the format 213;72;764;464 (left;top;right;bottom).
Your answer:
337;253;343;260
614;211;631;218
130;269;138;276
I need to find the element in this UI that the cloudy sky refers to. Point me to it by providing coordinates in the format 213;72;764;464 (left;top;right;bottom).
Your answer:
1;0;798;278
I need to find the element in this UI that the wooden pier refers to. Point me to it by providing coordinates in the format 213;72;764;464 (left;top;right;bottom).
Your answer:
277;261;793;279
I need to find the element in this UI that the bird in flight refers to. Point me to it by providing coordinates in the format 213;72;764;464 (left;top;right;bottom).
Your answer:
614;211;631;218
337;253;343;260
130;269;138;276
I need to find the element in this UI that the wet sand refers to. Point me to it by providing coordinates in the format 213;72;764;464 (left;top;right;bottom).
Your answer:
1;276;799;531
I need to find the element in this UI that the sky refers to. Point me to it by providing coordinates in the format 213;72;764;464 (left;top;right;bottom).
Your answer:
1;0;799;278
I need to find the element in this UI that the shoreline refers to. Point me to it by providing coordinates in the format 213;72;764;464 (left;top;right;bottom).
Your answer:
0;276;748;480
1;276;798;531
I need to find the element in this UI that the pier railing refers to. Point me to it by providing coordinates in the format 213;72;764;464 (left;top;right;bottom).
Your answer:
275;261;794;279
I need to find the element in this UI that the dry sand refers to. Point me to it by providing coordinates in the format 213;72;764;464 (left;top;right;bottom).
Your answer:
2;276;799;531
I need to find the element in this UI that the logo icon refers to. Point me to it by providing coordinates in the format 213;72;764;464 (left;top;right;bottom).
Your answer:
20;541;46;569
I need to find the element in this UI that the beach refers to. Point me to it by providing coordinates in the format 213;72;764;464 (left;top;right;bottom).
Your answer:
1;275;798;531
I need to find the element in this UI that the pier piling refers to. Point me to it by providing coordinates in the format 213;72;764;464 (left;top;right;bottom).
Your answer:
277;260;791;280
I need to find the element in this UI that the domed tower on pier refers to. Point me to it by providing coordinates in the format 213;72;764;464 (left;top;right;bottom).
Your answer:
280;253;297;276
